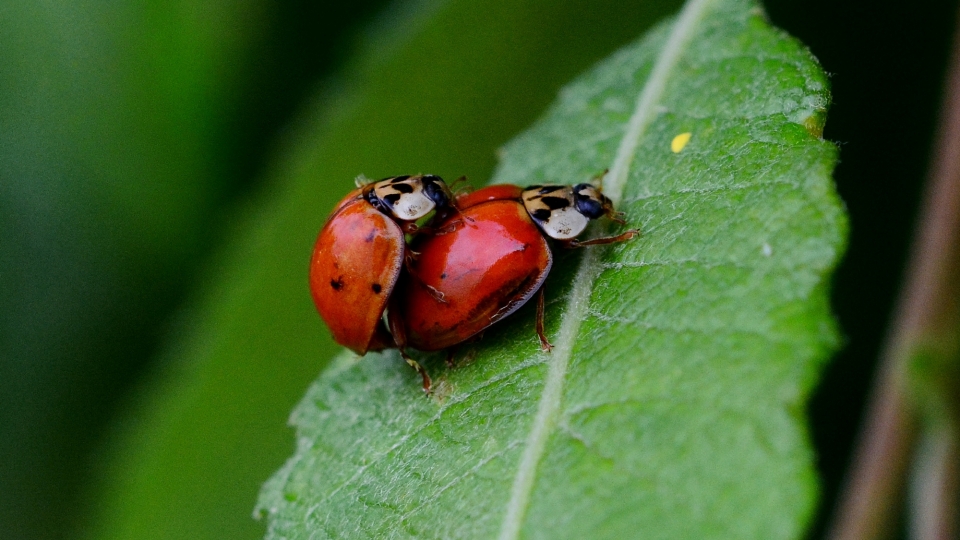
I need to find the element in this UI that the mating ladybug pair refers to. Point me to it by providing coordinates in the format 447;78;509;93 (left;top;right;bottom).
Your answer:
309;174;637;392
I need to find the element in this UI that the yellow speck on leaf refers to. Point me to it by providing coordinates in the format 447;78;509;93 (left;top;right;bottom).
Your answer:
671;132;692;153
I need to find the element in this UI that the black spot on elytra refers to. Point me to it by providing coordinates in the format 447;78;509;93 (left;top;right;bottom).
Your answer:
372;283;382;294
541;196;570;210
440;272;447;280
330;277;345;291
365;230;376;242
532;208;552;221
392;182;414;194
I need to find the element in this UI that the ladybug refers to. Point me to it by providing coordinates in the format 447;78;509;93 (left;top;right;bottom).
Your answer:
392;182;637;355
309;174;453;389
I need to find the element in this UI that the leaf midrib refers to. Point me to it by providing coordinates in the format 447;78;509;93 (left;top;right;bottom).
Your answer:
495;1;713;537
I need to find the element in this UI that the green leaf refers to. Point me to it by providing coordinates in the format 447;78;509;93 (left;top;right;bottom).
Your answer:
83;1;682;539
256;0;846;538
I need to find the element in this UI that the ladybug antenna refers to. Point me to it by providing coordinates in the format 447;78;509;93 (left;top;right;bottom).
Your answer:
430;199;474;234
450;175;470;191
590;168;610;191
447;177;479;228
452;176;474;199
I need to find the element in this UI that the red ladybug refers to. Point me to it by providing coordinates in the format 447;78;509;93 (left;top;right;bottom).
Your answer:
309;174;453;388
392;182;637;355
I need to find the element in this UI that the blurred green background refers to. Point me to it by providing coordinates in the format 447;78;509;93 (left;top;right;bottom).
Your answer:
1;0;957;539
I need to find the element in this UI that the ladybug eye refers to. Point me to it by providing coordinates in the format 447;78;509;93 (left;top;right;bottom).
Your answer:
422;176;451;209
365;189;390;213
572;184;604;219
574;196;603;219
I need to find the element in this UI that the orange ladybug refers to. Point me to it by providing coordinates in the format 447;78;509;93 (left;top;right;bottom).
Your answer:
393;182;637;354
309;174;453;388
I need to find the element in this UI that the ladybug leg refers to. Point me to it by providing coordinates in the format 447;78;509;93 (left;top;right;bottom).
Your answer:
386;305;433;393
398;250;448;305
564;229;639;248
536;286;554;352
403;353;432;394
417;211;474;237
423;284;448;303
401;269;449;304
411;222;459;237
404;249;420;270
440;211;476;234
449;204;476;230
400;221;420;235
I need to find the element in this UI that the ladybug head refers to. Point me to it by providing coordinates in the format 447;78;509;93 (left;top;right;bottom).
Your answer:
572;183;612;220
367;174;452;221
421;175;453;209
